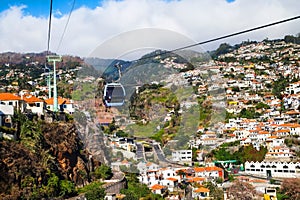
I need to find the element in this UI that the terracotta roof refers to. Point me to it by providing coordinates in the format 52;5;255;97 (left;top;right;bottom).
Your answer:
194;166;222;172
151;184;165;190
194;167;205;172
194;187;210;193
45;97;72;105
167;177;178;182
189;177;205;182
23;95;43;103
0;93;21;101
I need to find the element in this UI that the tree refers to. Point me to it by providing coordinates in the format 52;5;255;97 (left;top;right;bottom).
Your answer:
227;180;258;200
116;130;129;137
94;165;112;180
279;178;300;200
59;180;76;197
121;173;152;200
203;181;224;200
85;187;106;200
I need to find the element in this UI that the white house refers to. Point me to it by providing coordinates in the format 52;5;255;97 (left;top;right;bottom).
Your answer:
172;150;192;163
0;93;24;112
22;94;44;116
194;166;224;180
45;97;75;114
244;161;300;178
0;104;14;127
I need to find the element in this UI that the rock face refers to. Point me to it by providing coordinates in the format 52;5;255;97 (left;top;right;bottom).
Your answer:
42;123;92;183
0;121;96;199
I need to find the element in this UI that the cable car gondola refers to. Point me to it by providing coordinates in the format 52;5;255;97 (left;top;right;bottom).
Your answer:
103;82;126;107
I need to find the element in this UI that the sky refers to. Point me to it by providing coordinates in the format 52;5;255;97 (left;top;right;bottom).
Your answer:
0;0;299;58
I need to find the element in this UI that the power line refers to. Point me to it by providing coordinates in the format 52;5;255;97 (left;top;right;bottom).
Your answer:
135;15;300;62
47;0;53;54
56;0;76;52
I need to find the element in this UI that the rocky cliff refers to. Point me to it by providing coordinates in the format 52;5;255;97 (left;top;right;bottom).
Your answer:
0;121;99;199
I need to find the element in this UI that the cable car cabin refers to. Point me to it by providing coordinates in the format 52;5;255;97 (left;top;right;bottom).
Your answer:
103;83;126;107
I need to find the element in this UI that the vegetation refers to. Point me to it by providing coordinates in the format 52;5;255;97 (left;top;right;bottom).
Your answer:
227;180;258;200
277;178;300;200
120;173;163;200
0;113;93;199
211;144;267;164
94;164;113;180
78;181;105;200
203;182;224;200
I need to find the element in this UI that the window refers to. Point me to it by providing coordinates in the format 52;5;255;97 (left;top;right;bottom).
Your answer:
36;103;40;107
272;165;276;168
283;165;288;169
8;101;13;105
284;170;288;173
290;170;295;173
261;165;265;168
250;165;255;168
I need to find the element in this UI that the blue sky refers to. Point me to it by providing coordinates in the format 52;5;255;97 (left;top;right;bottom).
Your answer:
0;0;236;17
0;0;100;17
0;0;299;57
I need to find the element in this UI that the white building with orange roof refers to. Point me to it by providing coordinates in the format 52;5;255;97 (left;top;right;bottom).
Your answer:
150;184;166;195
257;130;271;142
22;94;44;116
194;166;224;180
276;123;300;136
45;97;74;114
192;187;210;199
266;146;294;160
0;93;24;112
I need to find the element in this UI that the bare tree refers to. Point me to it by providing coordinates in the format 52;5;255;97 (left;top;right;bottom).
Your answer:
280;178;300;200
227;180;259;200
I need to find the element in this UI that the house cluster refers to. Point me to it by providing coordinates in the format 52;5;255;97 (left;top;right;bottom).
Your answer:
0;91;75;129
137;161;223;199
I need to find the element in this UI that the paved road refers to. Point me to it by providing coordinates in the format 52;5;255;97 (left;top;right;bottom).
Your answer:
152;143;168;162
136;142;146;161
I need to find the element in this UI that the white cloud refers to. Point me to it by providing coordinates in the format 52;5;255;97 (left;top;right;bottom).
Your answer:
0;0;299;57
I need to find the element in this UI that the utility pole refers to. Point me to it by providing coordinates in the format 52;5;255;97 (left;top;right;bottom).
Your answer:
47;55;61;112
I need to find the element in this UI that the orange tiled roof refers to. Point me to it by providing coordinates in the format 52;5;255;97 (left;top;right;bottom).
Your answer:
194;166;222;172
45;97;72;105
194;187;210;193
190;177;206;182
0;93;21;101
151;184;165;190
167;177;178;182
278;123;300;128
23;95;43;103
